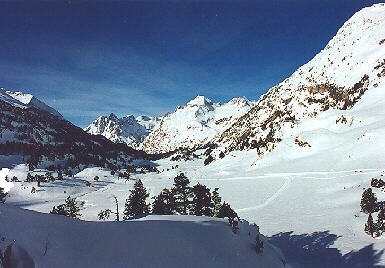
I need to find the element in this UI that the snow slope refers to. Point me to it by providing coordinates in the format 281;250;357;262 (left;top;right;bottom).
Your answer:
215;3;385;156
141;96;253;154
3;80;385;266
1;4;385;267
5;89;63;118
85;113;160;149
0;205;286;268
0;88;28;109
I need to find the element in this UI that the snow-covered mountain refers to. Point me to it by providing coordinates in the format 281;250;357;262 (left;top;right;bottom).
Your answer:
0;88;144;170
140;96;253;154
214;3;385;156
0;88;28;109
85;113;161;148
2;88;63;118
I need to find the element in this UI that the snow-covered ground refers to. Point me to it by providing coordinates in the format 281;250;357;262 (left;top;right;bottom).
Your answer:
0;205;286;267
1;3;385;267
3;75;385;267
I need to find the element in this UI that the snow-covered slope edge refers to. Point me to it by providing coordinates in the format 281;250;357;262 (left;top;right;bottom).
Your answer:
0;88;28;109
85;114;161;149
4;89;63;118
215;3;385;156
0;205;286;268
141;96;253;154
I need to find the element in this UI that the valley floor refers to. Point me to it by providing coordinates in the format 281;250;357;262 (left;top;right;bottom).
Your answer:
3;147;385;267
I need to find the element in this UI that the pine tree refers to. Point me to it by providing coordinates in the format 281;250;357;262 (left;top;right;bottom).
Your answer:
50;196;82;219
57;169;63;180
152;188;175;215
26;173;34;182
255;235;264;253
217;202;238;220
0;187;7;204
28;161;34;171
191;183;214;216
360;188;378;214
365;213;375;237
171;173;192;215
376;206;385;234
212;188;222;216
50;204;67;217
123;180;150;219
65;196;81;218
217;202;239;233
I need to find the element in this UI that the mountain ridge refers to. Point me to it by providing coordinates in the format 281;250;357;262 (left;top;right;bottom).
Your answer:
1;88;63;118
140;96;253;154
212;3;385;157
84;113;161;149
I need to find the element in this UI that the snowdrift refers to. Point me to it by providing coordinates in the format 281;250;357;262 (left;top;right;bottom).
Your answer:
0;205;286;268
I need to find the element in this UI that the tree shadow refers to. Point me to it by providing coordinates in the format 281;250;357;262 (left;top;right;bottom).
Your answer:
268;231;385;268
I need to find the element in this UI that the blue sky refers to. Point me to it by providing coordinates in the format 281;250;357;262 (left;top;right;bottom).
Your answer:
0;0;381;127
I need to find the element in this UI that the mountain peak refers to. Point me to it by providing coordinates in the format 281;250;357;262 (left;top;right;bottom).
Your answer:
141;95;253;154
85;113;161;148
227;97;251;107
187;95;213;107
1;88;63;118
107;113;119;121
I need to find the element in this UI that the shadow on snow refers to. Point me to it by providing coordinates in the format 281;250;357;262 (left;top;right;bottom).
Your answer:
268;231;385;268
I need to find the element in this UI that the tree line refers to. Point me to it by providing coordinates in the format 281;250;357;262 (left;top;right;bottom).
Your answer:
49;173;239;232
360;183;385;237
101;173;240;232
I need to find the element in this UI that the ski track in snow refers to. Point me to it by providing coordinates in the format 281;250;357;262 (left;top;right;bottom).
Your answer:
237;177;293;212
235;169;382;213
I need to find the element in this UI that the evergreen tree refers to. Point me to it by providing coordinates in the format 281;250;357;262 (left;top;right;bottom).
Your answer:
50;204;67;217
191;183;214;216
57;169;63;180
365;213;375;237
360;188;378;214
217;202;238;220
26;172;34;182
217;201;239;232
50;196;82;219
376;206;385;234
152;188;175;215
255;235;264;253
123;180;150;219
28;161;34;171
0;187;7;204
212;188;222;216
171;173;192;215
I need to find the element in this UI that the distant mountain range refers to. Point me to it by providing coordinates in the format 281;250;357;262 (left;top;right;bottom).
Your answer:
85;114;161;149
84;4;385;159
1;3;385;168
